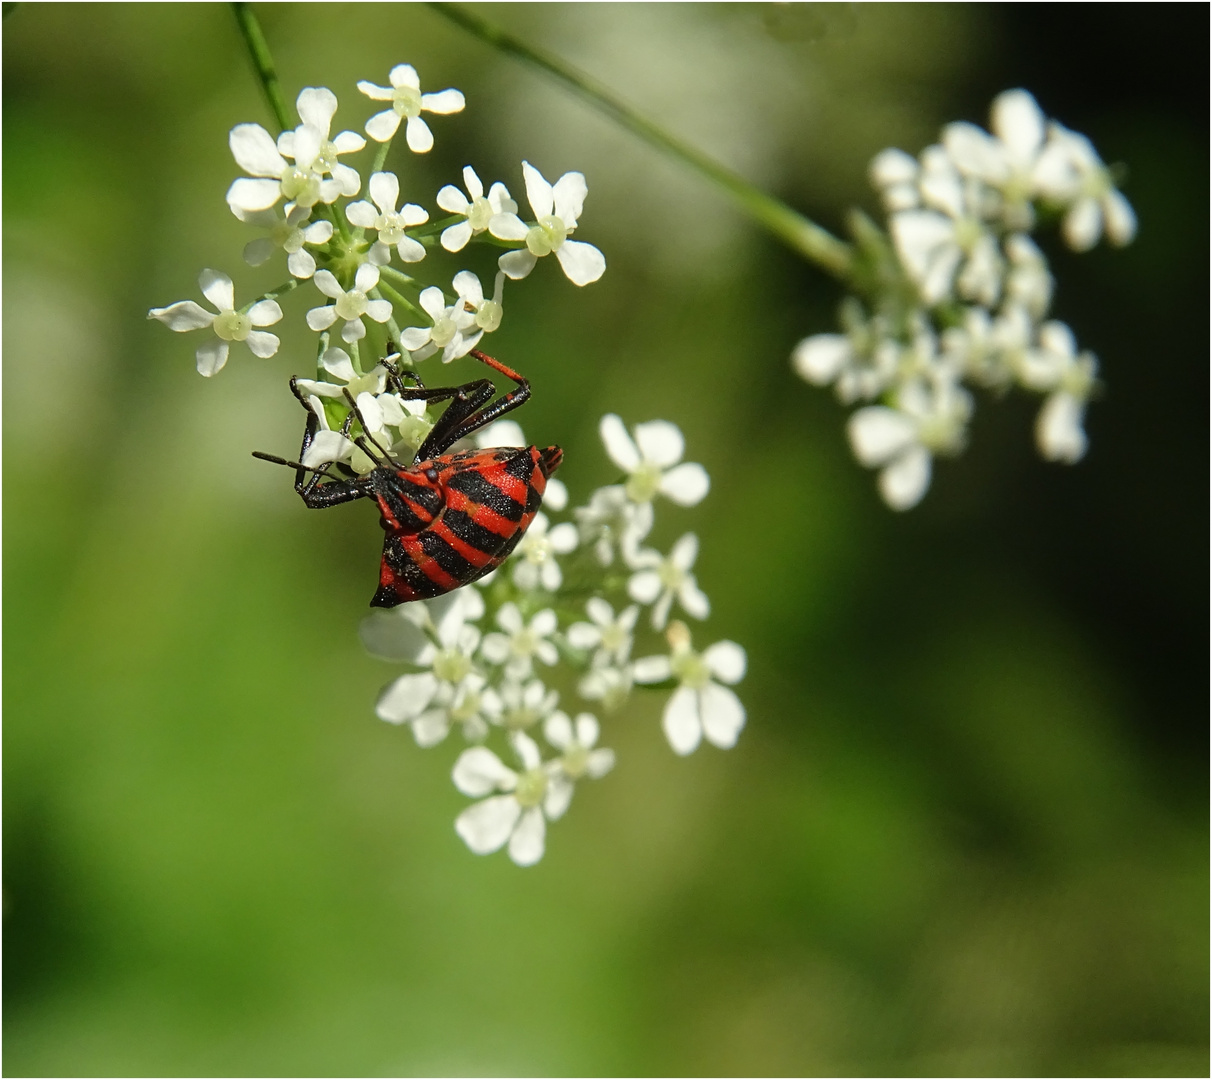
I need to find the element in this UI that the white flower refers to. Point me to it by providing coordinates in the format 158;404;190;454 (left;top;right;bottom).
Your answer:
234;204;333;279
598;415;710;507
345;171;429;265
225;87;363;212
574;485;653;566
891;202;1003;308
452;269;505;335
357;63;465;151
399;283;481;364
511;512;578;592
577;664;634;713
490;161;605;285
1035;123;1137;252
1003;233;1053;319
148;269;281;376
567;598;639;668
407;674;502;748
791;302;899;404
543;711;615;781
1019;321;1097;464
847;373;972;510
480;603;559;681
633;623;747;756
628;533;710;630
277;86;365;198
375;591;485;738
306;264;393;343
298;391;356;471
869;147;920;212
452;732;572;866
941;89;1049;229
437;166;518;252
496;677;560;733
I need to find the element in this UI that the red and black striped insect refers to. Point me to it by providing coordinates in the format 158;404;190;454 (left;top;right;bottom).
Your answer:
254;350;562;607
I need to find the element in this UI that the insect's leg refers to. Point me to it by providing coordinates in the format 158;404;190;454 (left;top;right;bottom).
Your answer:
413;379;498;460
417;350;532;456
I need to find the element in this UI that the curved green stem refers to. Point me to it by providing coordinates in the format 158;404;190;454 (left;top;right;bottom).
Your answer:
231;3;292;133
427;1;853;281
375;279;425;322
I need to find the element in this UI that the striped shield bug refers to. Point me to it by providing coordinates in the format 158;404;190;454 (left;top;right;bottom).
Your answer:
253;350;563;607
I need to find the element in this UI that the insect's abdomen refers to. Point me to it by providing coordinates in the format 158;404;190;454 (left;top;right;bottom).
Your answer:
371;445;562;607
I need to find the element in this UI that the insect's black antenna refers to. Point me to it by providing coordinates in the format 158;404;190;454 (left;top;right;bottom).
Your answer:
342;388;397;464
251;450;332;475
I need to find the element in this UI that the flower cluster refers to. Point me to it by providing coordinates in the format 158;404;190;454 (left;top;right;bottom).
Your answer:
362;414;745;866
147;63;745;867
791;89;1136;509
149;64;606;381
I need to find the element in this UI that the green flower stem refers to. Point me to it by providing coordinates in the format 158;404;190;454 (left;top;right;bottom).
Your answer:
427;1;853;281
370;137;393;176
349;338;363;376
316;330;331;377
375;278;425;323
231;3;292;133
248;279;299;310
410;214;463;239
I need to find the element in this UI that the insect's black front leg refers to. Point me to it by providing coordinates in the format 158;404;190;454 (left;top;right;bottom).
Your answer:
287;376;369;508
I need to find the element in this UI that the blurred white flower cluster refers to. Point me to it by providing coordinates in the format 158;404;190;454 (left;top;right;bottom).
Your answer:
361;415;746;866
792;89;1136;509
149;65;606;381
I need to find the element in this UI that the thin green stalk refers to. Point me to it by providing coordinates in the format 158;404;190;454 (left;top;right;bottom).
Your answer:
231;3;292;132
375;278;425;322
427;1;853;281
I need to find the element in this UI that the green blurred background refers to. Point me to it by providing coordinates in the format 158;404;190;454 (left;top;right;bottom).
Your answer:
4;4;1207;1076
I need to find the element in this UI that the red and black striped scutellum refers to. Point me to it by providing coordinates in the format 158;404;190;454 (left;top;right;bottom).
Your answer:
253;350;562;607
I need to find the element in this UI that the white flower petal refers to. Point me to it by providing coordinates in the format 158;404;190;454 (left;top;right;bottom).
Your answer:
365;109;401;143
585;748;615;779
554;240;606;286
543;478;568;511
1062;198;1102;253
699;683;745;749
663;687;702;755
628;570;662;605
296;86;337;132
388;64;420;90
198;269;234;312
632;420;683;468
632;655;672;683
306;305;338;332
332;130;366;155
1036;393;1087;463
411;711;452;748
659;463;710;506
229;123;286;176
456;796;521;855
792;334;851;385
543;775;574;821
992;89;1045;165
521;161;554;218
599;414;640;471
395;236;426;264
548;522;578;554
869;147;918;188
847;407;918;467
441;220;473;253
358;609;429;661
513;731;543;771
552;171;588;225
488;212;529;241
498;248;537;281
369;171;400;214
226;177;283;213
376;672;439;723
679;580;710;621
544;710;574;749
243;237;275;267
879;446;932;510
244;331;279;358
405;115;434;153
507;806;546;865
437;184;471;214
1103;189;1137;247
357;80;394;102
148;300;214;332
421;88;466;115
195;339;228;377
704;641;746;684
453;747;517;797
247;299;283;327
